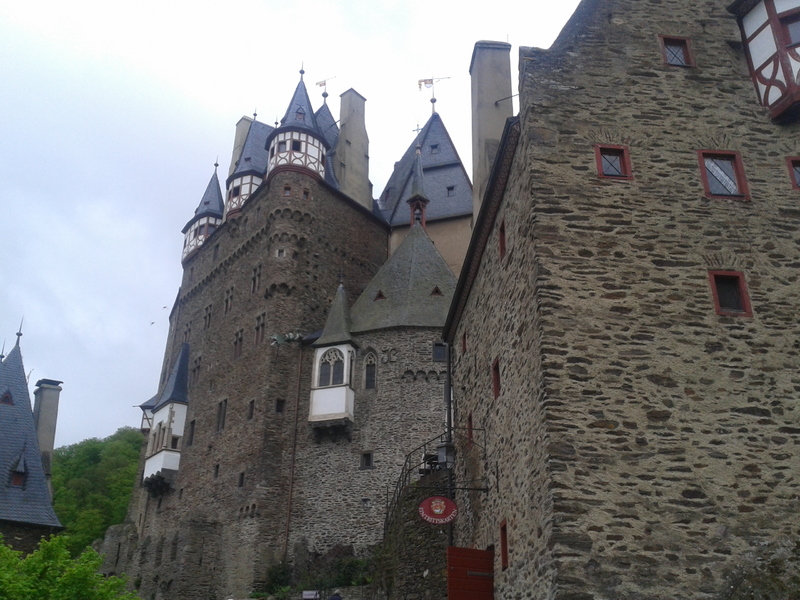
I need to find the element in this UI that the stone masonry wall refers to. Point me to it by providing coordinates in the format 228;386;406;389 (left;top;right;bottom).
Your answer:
452;0;800;599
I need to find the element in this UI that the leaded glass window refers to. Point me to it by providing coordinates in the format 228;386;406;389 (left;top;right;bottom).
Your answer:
705;156;740;196
318;348;345;387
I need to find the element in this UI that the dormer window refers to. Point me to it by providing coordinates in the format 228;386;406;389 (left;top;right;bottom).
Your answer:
318;348;345;387
1;391;12;405
10;471;25;487
295;108;305;121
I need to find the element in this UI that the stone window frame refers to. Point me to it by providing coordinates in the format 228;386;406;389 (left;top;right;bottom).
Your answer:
697;150;751;200
658;34;695;67
786;156;800;189
360;451;374;470
708;270;753;317
595;144;633;180
364;352;377;390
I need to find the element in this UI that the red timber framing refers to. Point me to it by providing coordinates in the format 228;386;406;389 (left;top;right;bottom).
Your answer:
447;547;494;600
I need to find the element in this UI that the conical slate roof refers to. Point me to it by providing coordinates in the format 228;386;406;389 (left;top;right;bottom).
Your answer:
315;102;340;150
315;284;352;347
0;340;62;528
378;112;472;226
230;120;275;180
270;75;327;146
182;169;224;233
350;224;456;332
151;343;190;412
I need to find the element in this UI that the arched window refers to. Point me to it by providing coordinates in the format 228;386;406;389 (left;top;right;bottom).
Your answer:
364;353;377;389
318;348;345;387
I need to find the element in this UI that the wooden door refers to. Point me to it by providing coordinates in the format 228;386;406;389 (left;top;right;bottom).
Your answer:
447;546;494;600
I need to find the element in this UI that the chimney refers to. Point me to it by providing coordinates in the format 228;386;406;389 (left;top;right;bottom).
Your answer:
33;378;62;498
227;116;254;178
470;41;513;221
335;89;372;209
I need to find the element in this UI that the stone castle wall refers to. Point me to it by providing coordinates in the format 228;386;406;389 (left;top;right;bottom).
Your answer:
451;0;800;598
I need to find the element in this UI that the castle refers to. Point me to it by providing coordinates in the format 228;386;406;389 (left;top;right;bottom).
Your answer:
103;0;800;598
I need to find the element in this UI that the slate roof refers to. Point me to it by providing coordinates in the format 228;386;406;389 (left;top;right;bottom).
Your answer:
315;284;353;347
315;102;340;150
0;340;62;528
350;223;457;332
268;76;328;147
150;343;190;413
377;113;472;226
182;169;224;234
229;120;274;182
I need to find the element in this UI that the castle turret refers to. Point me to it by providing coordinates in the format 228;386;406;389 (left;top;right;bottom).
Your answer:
224;119;273;221
265;70;330;183
182;165;224;261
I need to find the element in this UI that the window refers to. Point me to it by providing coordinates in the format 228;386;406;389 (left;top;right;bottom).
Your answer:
659;35;694;67
698;151;749;199
303;189;310;200
595;144;633;179
213;464;219;479
461;331;467;354
238;472;245;487
183;321;192;343
216;399;227;431
224;287;234;315
254;313;266;346
247;399;255;420
787;157;800;189
10;471;25;487
467;413;474;448
318;348;345;387
364;353;377;390
374;290;386;301
283;186;291;197
783;12;800;46
430;144;440;154
275;399;286;414
431;286;443;296
278;141;287;152
292;140;302;152
500;520;509;571
251;265;261;293
709;271;753;317
191;356;202;386
492;359;501;399
187;420;195;446
433;342;447;362
1;392;12;405
499;220;506;259
233;329;244;358
446;185;455;196
277;248;286;258
203;304;213;329
360;452;374;469
232;185;241;198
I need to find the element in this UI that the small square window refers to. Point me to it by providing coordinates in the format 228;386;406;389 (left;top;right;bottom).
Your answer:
432;342;447;362
786;157;800;189
709;271;753;317
275;399;286;414
238;472;245;487
492;359;501;399
292;140;302;152
360;452;374;470
10;472;25;487
595;144;633;180
213;464;219;479
659;35;694;67
1;392;12;405
232;185;241;198
247;399;255;420
278;141;286;152
303;189;310;200
446;185;455;197
698;151;749;200
283;186;291;197
430;144;440;154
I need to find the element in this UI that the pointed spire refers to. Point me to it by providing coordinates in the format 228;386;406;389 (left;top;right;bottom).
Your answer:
193;167;224;219
15;318;23;347
152;343;190;411
315;284;353;347
407;144;430;226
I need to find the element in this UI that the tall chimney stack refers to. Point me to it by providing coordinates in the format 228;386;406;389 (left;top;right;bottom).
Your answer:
335;89;372;209
33;378;62;498
470;41;513;221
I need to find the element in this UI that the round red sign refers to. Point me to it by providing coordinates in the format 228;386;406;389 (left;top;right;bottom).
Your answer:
418;496;458;525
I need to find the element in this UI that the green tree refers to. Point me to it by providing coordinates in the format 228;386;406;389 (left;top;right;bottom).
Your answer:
51;427;144;556
0;535;138;600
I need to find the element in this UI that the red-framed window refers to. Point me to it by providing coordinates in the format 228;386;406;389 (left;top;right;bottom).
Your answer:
659;35;695;67
697;151;750;200
595;144;633;180
786;157;800;189
10;472;25;487
781;11;800;47
708;271;753;317
499;220;506;259
500;520;509;571
492;359;501;399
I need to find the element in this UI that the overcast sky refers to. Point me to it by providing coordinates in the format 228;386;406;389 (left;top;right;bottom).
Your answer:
0;0;581;447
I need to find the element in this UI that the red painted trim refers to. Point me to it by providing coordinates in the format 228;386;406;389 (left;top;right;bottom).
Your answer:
594;144;633;180
500;520;509;571
492;359;501;399
708;270;753;317
658;35;695;67
787;157;800;189
696;150;751;200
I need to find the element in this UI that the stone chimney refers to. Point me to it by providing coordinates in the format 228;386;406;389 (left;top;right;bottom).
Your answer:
470;41;513;221
33;378;62;498
227;116;254;177
335;89;372;209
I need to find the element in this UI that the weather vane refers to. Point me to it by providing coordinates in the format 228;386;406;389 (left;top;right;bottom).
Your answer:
418;77;450;114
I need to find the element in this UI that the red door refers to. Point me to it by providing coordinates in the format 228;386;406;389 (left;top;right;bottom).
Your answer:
447;547;494;600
